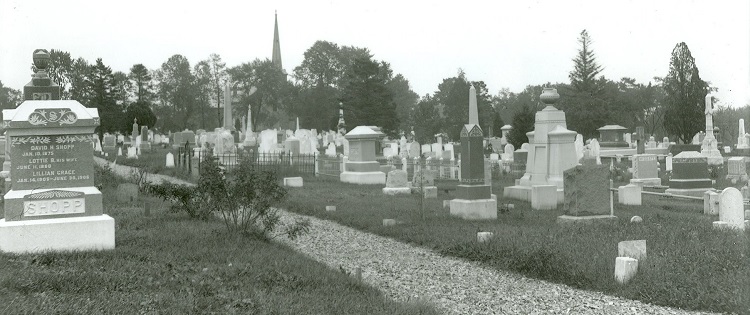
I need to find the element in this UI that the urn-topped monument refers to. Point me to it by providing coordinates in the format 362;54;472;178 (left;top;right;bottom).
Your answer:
0;50;115;253
503;87;578;208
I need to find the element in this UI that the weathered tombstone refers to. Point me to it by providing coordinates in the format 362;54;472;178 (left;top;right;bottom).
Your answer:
0;50;114;253
283;177;303;187
558;164;616;224
165;152;175;168
284;136;301;155
618;184;642;206
409;141;421;158
618;240;647;260
713;187;746;230
726;157;747;183
443;143;454;158
139;126;150;151
383;170;410;195
614;257;638;284
325;142;337;157
704;190;719;215
630;154;660;186
102;134;116;151
502;143;514;161
738;119;749;149
665;151;713;197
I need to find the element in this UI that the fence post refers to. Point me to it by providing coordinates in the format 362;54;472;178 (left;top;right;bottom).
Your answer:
450;157;457;179
314;153;319;176
457;159;461;180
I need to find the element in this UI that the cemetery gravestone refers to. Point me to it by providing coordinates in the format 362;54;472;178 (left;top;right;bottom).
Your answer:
383;170;410;195
726;157;747;183
558;164;616;224
630;154;660;186
450;85;496;220
714;187;747;230
0;61;114;252
139;126;150;151
340;126;385;184
0;49;114;253
665;151;713;197
409;141;421;158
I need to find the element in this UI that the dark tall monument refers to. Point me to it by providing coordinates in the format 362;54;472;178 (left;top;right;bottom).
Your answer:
450;85;497;220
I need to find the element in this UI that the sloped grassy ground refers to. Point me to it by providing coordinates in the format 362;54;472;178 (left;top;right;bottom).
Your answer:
281;175;750;314
0;168;440;315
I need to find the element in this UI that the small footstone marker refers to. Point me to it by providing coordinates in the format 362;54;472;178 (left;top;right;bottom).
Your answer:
630;216;643;223
443;200;450;209
283;177;303;187
477;232;493;243
507;204;514;210
618;240;647;260
382;219;396;226
614;257;638;284
325;205;336;212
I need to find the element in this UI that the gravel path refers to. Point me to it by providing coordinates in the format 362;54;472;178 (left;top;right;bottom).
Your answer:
96;158;720;315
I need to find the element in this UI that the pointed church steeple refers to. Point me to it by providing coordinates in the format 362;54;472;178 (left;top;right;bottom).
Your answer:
272;11;282;71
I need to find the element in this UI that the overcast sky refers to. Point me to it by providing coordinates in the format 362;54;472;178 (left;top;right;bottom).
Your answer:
1;0;748;107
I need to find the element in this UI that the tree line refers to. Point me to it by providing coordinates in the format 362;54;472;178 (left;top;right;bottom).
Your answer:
0;32;736;146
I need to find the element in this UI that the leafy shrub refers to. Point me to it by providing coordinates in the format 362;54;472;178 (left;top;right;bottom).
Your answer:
146;181;209;219
146;152;310;240
94;163;122;189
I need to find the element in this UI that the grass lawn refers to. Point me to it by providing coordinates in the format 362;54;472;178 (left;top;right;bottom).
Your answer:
281;175;750;314
0;175;440;314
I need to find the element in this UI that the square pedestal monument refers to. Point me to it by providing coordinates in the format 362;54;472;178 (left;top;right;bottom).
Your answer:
0;100;115;253
339;126;386;184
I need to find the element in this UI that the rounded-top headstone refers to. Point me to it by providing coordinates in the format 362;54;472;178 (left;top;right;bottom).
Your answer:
630;216;643;223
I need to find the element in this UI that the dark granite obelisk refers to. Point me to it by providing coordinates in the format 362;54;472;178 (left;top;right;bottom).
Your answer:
457;85;491;200
450;85;496;219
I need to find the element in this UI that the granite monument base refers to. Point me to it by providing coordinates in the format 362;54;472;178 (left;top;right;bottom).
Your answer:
503;185;564;204
665;187;715;198
629;178;662;186
4;187;103;220
0;215;115;253
449;198;497;220
340;171;386;185
382;187;411;195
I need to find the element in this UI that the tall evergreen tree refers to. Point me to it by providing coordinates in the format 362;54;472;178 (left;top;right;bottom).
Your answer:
662;42;709;143
563;29;611;138
569;29;603;95
128;64;154;103
88;58;122;133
